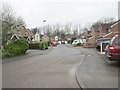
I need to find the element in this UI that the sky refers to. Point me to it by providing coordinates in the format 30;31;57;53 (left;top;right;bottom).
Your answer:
3;0;119;29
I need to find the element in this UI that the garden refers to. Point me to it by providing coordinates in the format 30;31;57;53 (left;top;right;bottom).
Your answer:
2;38;29;59
2;39;49;59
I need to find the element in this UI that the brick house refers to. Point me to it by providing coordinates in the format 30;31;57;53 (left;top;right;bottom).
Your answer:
103;20;120;38
84;22;114;48
16;26;27;37
42;35;49;42
26;29;34;41
12;26;34;41
99;23;113;37
111;20;120;34
84;24;100;47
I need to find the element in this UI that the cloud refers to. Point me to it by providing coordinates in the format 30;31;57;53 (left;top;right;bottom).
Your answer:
3;0;119;28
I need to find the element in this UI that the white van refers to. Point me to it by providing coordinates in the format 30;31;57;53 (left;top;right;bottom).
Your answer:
72;39;83;46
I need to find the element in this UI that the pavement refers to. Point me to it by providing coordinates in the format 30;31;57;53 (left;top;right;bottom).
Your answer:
75;47;119;88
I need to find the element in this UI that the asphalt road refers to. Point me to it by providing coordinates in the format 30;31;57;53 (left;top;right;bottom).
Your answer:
3;45;82;88
2;44;118;88
75;47;119;88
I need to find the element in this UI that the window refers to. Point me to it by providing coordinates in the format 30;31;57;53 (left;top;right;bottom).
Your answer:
114;36;120;45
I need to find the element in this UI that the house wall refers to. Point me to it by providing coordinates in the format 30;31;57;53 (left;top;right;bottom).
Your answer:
34;33;40;42
17;26;26;37
42;35;49;42
99;28;110;37
84;36;96;48
91;27;100;39
102;21;120;38
111;22;120;34
87;36;96;44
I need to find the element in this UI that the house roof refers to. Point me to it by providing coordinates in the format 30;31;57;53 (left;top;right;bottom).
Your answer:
17;25;26;30
103;32;116;38
91;24;100;32
100;23;113;30
42;35;49;38
91;22;114;32
111;20;120;27
11;34;20;40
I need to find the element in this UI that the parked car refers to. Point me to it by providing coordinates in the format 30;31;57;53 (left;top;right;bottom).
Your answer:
72;39;83;46
52;42;58;46
61;41;65;44
105;35;120;61
95;38;111;51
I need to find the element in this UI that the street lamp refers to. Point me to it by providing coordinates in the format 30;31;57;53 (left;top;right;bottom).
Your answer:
42;20;46;35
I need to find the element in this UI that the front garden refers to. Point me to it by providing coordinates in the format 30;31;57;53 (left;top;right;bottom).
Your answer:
2;38;29;59
2;38;49;59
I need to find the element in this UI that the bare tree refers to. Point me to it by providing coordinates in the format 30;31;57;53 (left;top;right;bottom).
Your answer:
2;2;25;46
98;17;116;23
64;23;72;34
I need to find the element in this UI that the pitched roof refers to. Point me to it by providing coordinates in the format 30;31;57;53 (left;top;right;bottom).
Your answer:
111;20;120;27
100;23;113;30
92;24;100;32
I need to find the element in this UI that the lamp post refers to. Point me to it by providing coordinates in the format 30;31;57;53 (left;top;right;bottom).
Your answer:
42;20;46;35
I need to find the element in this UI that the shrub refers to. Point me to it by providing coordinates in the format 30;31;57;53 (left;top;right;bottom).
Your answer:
44;41;48;49
29;43;40;49
29;41;48;50
39;41;48;50
4;38;29;57
48;42;51;46
39;42;44;50
2;49;14;59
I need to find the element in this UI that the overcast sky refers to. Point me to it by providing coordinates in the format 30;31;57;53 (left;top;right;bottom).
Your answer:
3;0;119;28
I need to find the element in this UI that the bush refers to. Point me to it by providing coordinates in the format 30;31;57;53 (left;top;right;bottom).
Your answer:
39;41;48;50
44;41;48;49
29;41;48;50
4;38;29;57
48;42;51;46
29;43;40;49
2;49;14;58
39;42;44;50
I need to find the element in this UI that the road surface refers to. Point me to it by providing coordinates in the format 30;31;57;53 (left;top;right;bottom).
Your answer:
2;44;118;88
3;45;81;88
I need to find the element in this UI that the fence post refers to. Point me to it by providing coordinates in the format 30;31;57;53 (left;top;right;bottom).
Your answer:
100;42;103;54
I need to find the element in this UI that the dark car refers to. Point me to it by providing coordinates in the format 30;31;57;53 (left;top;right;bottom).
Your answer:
105;35;120;61
95;38;111;51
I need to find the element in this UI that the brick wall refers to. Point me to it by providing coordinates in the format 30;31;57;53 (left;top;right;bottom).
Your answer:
111;22;120;34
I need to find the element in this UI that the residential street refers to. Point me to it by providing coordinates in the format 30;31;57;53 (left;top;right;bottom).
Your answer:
3;45;81;88
75;47;118;88
2;0;119;89
2;45;118;88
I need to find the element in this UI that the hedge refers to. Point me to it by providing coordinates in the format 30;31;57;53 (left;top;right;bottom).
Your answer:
3;38;29;58
29;41;48;50
29;43;40;49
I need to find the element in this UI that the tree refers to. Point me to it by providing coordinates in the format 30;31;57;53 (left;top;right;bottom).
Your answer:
2;3;25;46
64;23;72;34
31;28;38;34
98;17;116;23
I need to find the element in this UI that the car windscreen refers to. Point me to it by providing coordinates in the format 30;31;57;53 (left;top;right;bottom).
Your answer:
103;39;111;43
